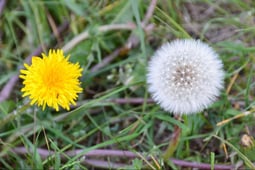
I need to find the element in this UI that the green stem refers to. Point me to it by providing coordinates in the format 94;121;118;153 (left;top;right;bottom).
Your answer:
163;116;182;161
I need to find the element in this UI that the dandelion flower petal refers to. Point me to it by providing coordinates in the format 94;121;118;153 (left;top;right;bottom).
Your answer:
20;49;83;111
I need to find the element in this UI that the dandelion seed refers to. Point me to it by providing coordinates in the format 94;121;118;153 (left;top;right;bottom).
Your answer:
147;39;224;115
20;49;83;111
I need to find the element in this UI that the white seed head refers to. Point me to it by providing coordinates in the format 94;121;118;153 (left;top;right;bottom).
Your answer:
147;39;224;115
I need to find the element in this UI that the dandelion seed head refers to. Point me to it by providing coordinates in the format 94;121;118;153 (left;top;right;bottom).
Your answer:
147;39;224;115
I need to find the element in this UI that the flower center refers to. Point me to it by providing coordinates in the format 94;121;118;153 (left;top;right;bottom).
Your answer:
43;68;62;88
172;64;197;88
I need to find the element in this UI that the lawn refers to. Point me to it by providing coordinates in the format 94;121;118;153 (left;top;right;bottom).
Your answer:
0;0;255;169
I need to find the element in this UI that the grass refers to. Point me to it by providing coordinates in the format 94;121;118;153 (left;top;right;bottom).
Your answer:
1;0;255;169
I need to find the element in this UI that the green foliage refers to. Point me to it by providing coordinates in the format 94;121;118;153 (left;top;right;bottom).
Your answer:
1;0;255;169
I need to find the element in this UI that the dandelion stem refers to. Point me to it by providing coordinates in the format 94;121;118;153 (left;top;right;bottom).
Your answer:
162;115;182;161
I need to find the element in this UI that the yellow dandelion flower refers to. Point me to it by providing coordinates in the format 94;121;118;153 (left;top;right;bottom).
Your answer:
20;49;83;111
